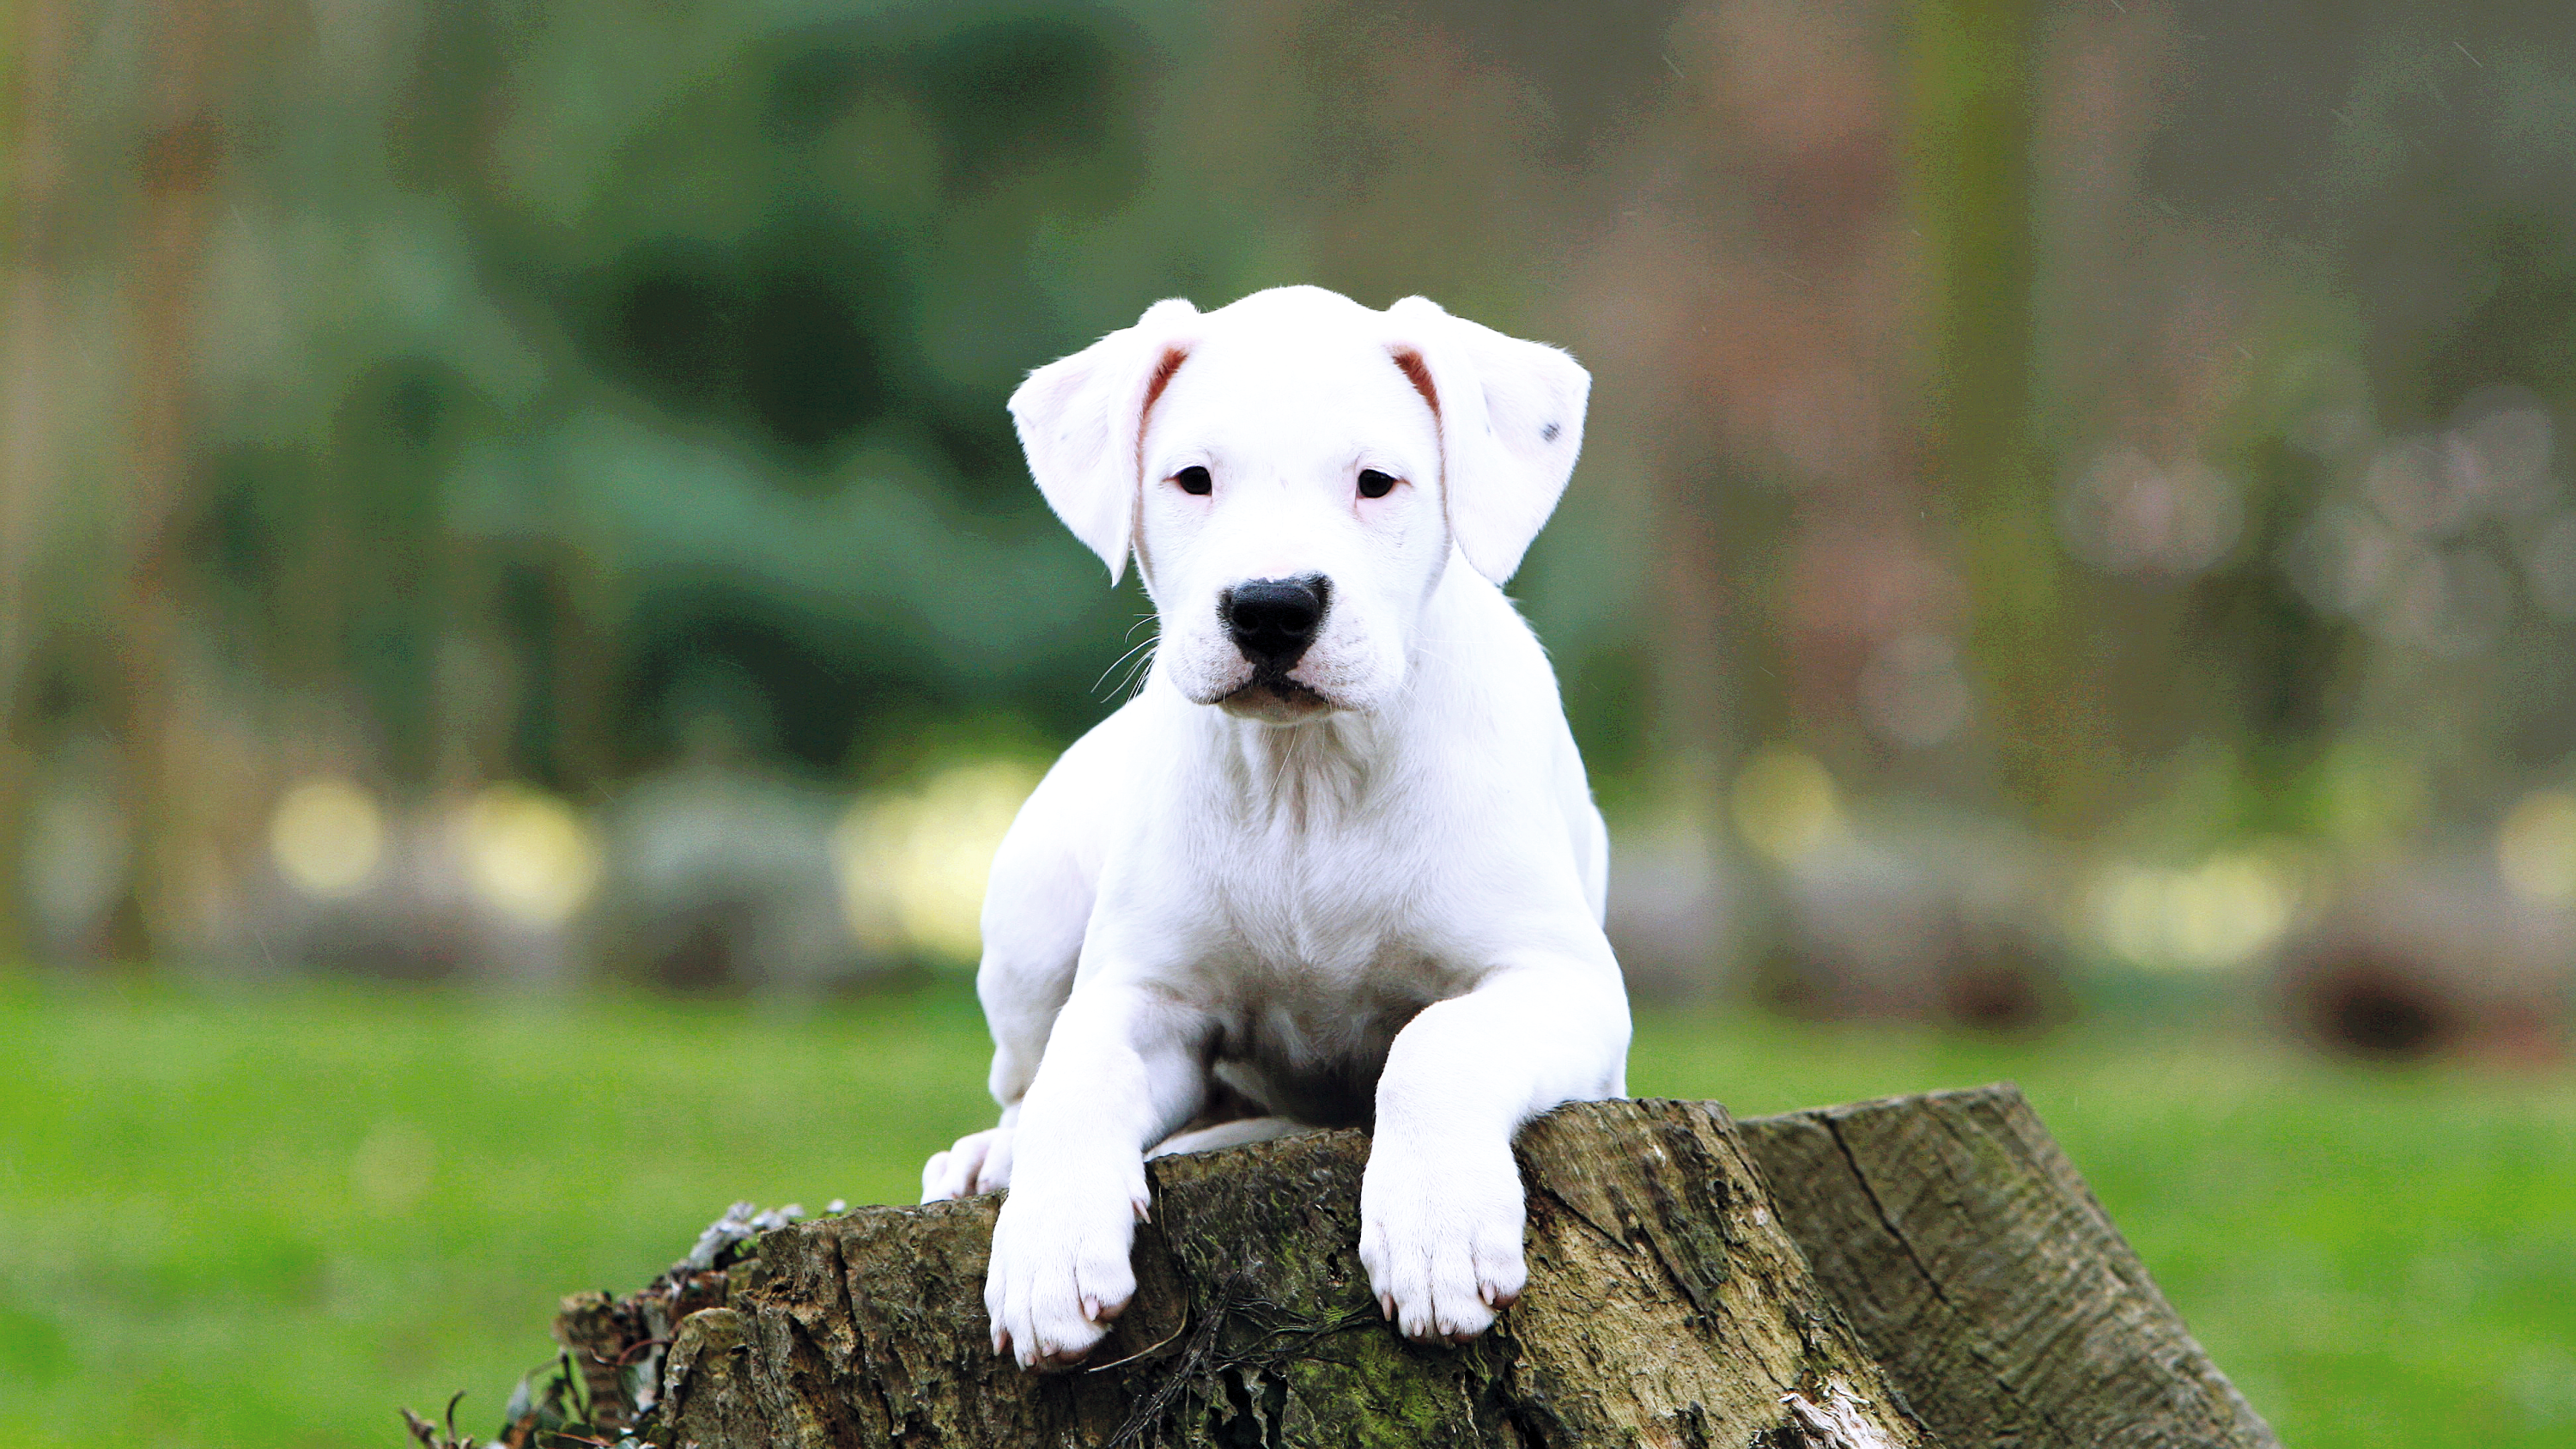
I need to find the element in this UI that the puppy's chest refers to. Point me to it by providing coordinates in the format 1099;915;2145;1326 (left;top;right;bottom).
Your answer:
1192;824;1436;973
1147;756;1484;1120
1144;749;1483;1000
1188;898;1462;1128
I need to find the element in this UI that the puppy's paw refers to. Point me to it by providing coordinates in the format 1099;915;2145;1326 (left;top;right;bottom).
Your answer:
983;1161;1152;1371
1358;1138;1528;1342
921;1127;1016;1203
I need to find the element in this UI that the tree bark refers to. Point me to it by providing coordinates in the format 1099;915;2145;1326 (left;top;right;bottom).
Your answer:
0;0;82;961
99;0;232;962
1741;1086;2278;1449
540;1088;2271;1448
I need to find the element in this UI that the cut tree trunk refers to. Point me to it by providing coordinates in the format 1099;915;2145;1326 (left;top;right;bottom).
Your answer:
1741;1087;2277;1449
538;1087;2272;1449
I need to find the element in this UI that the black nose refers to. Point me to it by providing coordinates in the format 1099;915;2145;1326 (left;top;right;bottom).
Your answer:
1221;575;1329;670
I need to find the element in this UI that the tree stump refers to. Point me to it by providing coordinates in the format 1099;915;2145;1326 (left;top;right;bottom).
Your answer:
530;1086;2273;1448
1741;1087;2277;1449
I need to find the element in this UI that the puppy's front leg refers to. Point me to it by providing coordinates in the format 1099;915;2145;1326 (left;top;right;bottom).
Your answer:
1361;964;1629;1342
986;978;1211;1369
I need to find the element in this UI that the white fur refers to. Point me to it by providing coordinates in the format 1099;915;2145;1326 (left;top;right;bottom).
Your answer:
922;285;1628;1369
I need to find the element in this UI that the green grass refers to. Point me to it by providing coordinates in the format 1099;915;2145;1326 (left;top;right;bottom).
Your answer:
0;976;2569;1447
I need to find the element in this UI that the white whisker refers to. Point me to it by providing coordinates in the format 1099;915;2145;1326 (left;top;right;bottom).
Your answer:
1092;630;1163;698
1117;642;1159;700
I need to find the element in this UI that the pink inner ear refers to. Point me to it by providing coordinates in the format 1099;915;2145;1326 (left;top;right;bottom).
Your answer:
1141;346;1189;422
1390;348;1440;421
1130;344;1190;487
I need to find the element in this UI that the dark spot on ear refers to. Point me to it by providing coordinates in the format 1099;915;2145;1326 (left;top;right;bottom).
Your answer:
1540;421;1560;442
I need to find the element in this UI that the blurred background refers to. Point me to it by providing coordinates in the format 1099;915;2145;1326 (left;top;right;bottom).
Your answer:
3;1;2574;1446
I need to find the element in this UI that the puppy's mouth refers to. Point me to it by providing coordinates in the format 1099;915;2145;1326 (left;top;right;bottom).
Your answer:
1216;668;1336;721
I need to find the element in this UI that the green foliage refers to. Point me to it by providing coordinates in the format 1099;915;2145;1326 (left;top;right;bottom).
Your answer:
106;2;1194;788
0;978;2566;1448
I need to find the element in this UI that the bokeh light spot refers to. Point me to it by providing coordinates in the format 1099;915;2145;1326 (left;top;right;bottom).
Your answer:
2497;789;2576;905
834;758;1042;963
270;777;386;899
2089;850;2296;971
1730;748;1844;864
459;785;602;927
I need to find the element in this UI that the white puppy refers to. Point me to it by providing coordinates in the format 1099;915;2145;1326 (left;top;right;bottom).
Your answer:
920;286;1630;1369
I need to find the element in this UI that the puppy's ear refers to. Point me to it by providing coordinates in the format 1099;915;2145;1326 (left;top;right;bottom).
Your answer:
1385;296;1590;584
1009;299;1201;584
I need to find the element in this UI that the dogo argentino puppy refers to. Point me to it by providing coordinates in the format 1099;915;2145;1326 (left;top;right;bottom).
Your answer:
920;285;1630;1369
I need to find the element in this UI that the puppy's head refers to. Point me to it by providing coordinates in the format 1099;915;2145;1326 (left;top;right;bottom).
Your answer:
1011;287;1588;721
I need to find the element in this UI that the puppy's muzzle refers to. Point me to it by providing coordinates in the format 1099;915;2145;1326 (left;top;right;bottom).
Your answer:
1221;575;1330;672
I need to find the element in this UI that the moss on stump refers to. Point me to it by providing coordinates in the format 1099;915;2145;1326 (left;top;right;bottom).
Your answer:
520;1088;2273;1449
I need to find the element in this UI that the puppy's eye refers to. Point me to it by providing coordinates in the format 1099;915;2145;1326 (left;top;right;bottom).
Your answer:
1173;466;1212;496
1357;469;1398;499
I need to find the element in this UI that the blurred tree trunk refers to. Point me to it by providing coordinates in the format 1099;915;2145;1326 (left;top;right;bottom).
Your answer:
0;0;77;962
1906;0;2101;826
100;0;229;961
537;542;617;798
1646;441;1753;975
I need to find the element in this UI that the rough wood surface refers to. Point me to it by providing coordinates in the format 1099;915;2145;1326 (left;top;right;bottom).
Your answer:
1739;1085;2280;1449
617;1099;1929;1447
532;1088;2276;1449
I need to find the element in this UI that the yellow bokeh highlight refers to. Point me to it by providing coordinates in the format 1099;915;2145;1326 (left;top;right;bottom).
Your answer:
2497;789;2576;904
2090;849;2296;971
834;758;1041;963
458;784;601;927
270;776;386;898
1731;747;1844;863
